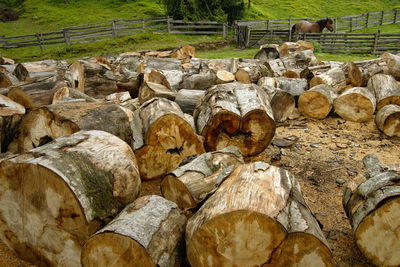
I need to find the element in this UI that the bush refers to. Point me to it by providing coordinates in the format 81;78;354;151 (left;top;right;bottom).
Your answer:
312;41;322;53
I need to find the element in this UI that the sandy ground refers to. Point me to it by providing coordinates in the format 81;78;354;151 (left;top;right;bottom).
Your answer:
1;107;399;266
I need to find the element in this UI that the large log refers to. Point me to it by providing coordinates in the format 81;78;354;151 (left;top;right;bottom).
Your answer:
81;195;186;267
186;162;333;267
193;82;275;156
310;67;346;94
7;101;133;153
0;130;141;267
368;74;400;110
132;97;205;180
375;104;400;137
343;154;400;267
298;84;337;119
161;146;244;211
333;87;376;122
174;89;205;114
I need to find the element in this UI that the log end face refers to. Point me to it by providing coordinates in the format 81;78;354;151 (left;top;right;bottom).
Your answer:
333;93;375;122
298;91;331;119
161;175;196;211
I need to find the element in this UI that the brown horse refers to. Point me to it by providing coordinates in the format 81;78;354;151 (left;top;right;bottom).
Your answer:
292;18;334;34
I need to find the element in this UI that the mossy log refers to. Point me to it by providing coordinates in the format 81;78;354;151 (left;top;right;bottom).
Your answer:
161;146;244;211
193;82;275;156
0;130;141;267
81;195;186;267
298;84;337;119
343;154;400;267
368;74;400;110
132;97;205;180
186;162;333;267
375;104;400;137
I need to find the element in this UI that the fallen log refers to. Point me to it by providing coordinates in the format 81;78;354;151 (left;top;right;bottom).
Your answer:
186;162;333;267
161;146;244;211
193;82;275;156
298;84;337;119
132;97;205;180
375;104;400;137
174;89;205;114
343;154;400;267
368;74;400;110
333;87;376;122
81;195;186;267
0;130;141;267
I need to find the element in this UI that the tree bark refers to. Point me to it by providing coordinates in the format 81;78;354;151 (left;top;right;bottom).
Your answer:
81;195;186;267
310;67;346;94
161;146;244;211
276;77;308;96
368;74;400;110
347;62;363;87
298;84;337;119
375;104;400;137
132;97;205;180
186;162;333;267
0;130;141;267
333;87;376;122
270;89;296;122
146;69;183;91
182;71;216;90
235;59;268;84
380;52;400;80
194;82;275;156
343;154;400;267
174;89;205;114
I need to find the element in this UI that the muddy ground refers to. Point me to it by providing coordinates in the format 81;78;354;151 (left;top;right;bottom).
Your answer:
2;106;399;267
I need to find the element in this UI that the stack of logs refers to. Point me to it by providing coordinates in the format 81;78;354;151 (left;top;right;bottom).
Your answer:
0;42;399;266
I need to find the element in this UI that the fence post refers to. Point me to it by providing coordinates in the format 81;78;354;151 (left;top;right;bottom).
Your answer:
372;30;380;56
334;17;337;32
112;20;117;38
288;16;292;42
35;33;43;51
365;12;369;28
246;26;251;48
380;10;384;25
394;9;398;23
167;17;171;34
223;23;227;38
350;17;353;32
63;28;71;46
0;35;6;48
142;18;145;32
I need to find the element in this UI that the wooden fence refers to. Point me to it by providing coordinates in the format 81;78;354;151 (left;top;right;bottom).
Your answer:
0;17;227;49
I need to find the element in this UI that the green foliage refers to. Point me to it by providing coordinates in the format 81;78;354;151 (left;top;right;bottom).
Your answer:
311;41;322;53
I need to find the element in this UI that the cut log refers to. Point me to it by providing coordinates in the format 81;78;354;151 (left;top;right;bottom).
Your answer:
333;87;376;122
352;58;388;86
115;71;143;98
194;82;275;156
52;87;99;104
298;84;337;119
0;114;23;153
0;94;26;116
81;195;186;267
105;91;131;104
13;63;30;82
201;58;238;73
375;104;400;137
276;77;308;96
139;81;177;104
215;70;235;84
7;102;134;153
0;130;141;267
265;58;286;77
161;146;244;211
280;49;319;70
182;71;216;90
170;45;196;64
279;41;314;57
139;58;182;74
282;70;300;78
380;52;400;80
254;44;280;62
300;64;331;84
174;89;205;114
147;69;183;91
235;59;268;84
186;162;333;267
368;74;400;110
343;154;400;267
270;89;296;122
347;62;363;87
132;97;205;180
310;67;346;94
69;60;85;92
83;76;119;99
0;72;12;88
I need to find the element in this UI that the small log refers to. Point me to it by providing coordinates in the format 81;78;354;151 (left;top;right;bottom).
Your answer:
13;63;30;82
215;70;235;84
139;58;182;74
235;59;268;84
280;49;319;70
182;71;216;90
270;89;296;122
347;62;363;87
265;58;286;77
333;87;376;122
161;146;244;211
7;102;134;153
139;81;177;104
201;58;238;74
52;87;99;104
368;74;400;110
170;45;196;64
194;82;275;156
353;58;388;86
0;94;25;116
279;41;314;57
298;84;337;119
375;104;400;137
147;69;183;91
254;44;280;62
343;154;400;267
186;162;333;267
0;130;141;267
132;97;205;180
105;91;131;104
310;67;346;94
380;52;400;80
300;64;331;84
174;89;205;114
81;195;186;267
276;77;308;96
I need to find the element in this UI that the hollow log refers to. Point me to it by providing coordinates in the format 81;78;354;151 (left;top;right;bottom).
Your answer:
368;74;400;110
161;146;244;211
139;81;177;104
174;89;205;114
132;97;205;180
343;154;400;267
194;82;275;156
81;195;186;267
186;162;333;267
333;87;376;122
375;104;400;137
298;84;337;119
310;67;346;94
0;130;141;267
7;102;133;153
254;44;280;62
380;53;400;80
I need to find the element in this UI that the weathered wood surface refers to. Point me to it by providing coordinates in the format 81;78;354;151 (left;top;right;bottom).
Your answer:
186;162;333;267
0;94;25;116
352;58;388;87
52;87;99;103
235;59;268;84
139;81;177;104
82;195;186;267
333;87;376;122
174;89;205;114
276;77;308;96
161;146;244;211
132;97;205;180
194;82;275;156
343;154;400;267
310;67;346;94
368;73;400;110
298;84;337;119
381;52;400;80
0;130;141;267
375;104;400;137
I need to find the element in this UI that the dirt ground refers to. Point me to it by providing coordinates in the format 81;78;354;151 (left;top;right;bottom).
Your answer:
1;109;399;266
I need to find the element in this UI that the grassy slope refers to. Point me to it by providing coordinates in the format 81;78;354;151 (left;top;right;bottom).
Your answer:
0;0;399;62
